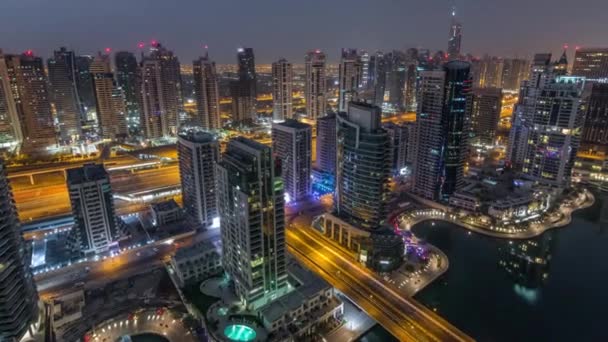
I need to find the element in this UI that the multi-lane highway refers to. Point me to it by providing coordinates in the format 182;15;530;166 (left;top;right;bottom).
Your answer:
286;226;473;342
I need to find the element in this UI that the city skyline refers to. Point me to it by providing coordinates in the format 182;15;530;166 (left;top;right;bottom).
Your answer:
1;0;606;64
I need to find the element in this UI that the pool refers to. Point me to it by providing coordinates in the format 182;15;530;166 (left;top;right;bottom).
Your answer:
223;324;257;341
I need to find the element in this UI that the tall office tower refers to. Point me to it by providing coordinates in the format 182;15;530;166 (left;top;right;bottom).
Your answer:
0;159;40;341
178;130;219;228
74;55;96;120
371;51;387;106
413;61;472;201
383;51;408;110
271;58;293;122
553;50;569;76
471;55;504;88
91;53;127;140
335;102;391;230
572;48;608;79
216;137;288;309
140;42;184;139
582;83;608;145
305;50;327;120
383;122;409;174
193;53;221;130
5;52;56;148
501;58;530;91
315;113;337;175
338;49;362;112
470;87;502;146
360;51;371;88
0;51;23;145
272;120;312;202
114;51;141;129
47;47;81;142
447;7;463;60
231;48;257;123
66;163;120;255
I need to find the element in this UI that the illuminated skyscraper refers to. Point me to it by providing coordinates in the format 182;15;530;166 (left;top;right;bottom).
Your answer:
0;51;23;145
572;47;608;79
470;87;502;146
74;55;96;120
0;159;40;341
471;55;503;88
305;50;327;120
315;112;337;175
384;122;409;175
413;61;472;201
272;58;293;121
582;83;608;145
231;48;257;123
91;53;127;140
47;47;81;142
193;52;220;130
114;51;141;132
216;137;288;309
272;119;312;202
178;129;219;228
338;48;362;112
447;7;463;60
501;58;530;91
5;52;56;149
140;42;184;138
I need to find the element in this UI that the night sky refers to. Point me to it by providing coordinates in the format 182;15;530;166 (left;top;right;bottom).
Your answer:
1;0;606;64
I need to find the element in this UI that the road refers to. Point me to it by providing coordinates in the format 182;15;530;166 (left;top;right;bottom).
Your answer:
286;226;472;342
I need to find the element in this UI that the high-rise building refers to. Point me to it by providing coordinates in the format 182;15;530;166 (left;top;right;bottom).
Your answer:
403;61;419;112
178;129;219;228
471;55;503;88
371;51;386;106
47;47;81;142
0;159;40;341
304;50;327;120
74;55;96;121
216;137;288;309
0;51;23;145
447;7;463;60
582;83;608;146
338;49;362;112
315;112;337;175
193;53;221;130
90;53;127;140
231;48;257;123
335;102;391;230
272;119;312;202
5;52;56;149
383;122;409;175
572;48;608;79
501;58;529;91
140;42;184;139
360;51;371;88
114;51;141;130
66;163;120;255
470;87;502;146
413;61;472;201
271;58;293;122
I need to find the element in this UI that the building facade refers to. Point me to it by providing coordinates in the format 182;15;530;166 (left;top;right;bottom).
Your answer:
272;120;312;202
338;49;362;112
572;47;608;79
91;53;127;140
315;112;337;175
114;51;141;132
47;47;81;142
178;130;219;228
0;50;23;146
272;58;293;122
582;83;608;146
447;9;462;60
216;137;288;309
231;48;257;123
470;87;502;146
193;53;221;130
383;122;409;174
304;50;327;120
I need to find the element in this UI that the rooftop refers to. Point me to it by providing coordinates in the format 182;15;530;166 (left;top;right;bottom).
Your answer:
66;163;108;184
173;240;218;262
151;199;180;213
178;129;217;144
273;119;311;131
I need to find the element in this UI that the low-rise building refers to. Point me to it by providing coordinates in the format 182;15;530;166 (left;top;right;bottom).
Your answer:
573;149;608;192
51;289;85;329
259;261;343;341
170;241;221;286
487;193;551;224
150;199;183;226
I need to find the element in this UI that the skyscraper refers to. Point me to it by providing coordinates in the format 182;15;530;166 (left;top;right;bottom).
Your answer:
383;122;409;175
335;102;391;230
582;83;608;145
371;51;387;106
193;53;221;130
413;61;472;201
271;58;293;122
272;119;312;202
0;159;40;341
0;50;23;145
571;47;608;79
338;49;362;112
470;87;502;146
5;51;56;149
140;42;184;139
501;58;530;91
178;129;219;228
114;51;141;131
315;112;337;175
447;7;463;60
91;53;127;140
304;50;327;120
231;48;257;123
216;137;288;309
47;47;81;142
74;55;96;121
66;163;120;255
360;51;371;88
471;55;503;88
